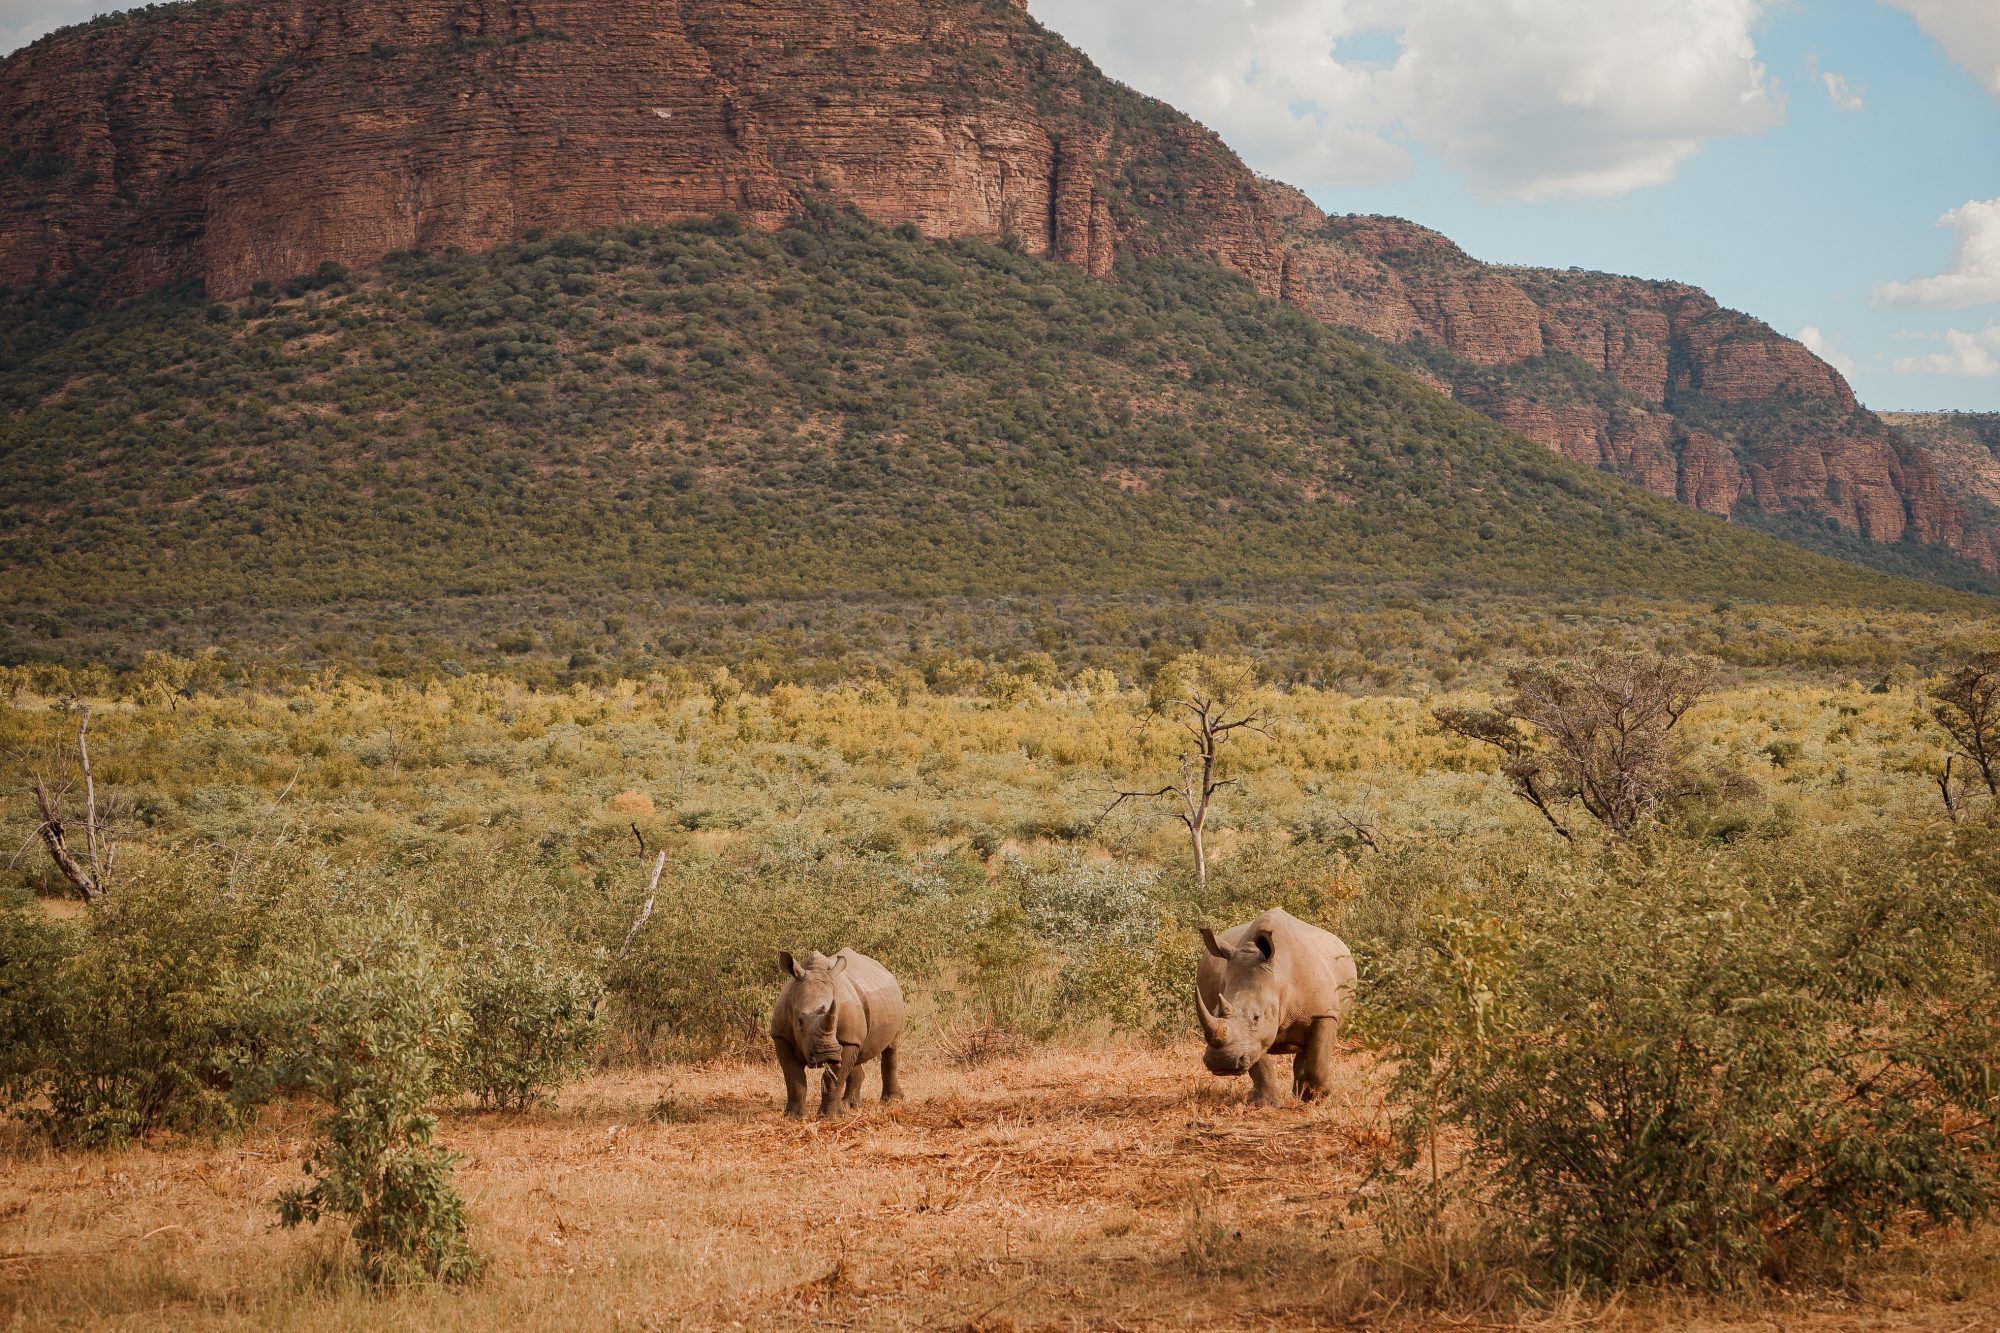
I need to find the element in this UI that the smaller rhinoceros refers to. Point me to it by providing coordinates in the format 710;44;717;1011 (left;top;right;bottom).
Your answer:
771;948;906;1118
1195;907;1356;1106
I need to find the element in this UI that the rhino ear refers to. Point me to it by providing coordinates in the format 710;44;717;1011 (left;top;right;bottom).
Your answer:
1252;929;1274;963
779;951;801;979
830;953;850;975
1199;926;1231;960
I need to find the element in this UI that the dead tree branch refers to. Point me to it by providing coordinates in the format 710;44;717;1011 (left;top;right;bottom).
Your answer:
1103;657;1267;887
29;705;114;903
615;851;667;966
592;850;667;1023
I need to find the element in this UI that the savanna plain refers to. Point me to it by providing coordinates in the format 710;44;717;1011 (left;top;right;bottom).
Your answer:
6;602;2000;1332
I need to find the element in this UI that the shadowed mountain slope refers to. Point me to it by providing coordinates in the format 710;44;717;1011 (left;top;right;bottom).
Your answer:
2;216;1974;649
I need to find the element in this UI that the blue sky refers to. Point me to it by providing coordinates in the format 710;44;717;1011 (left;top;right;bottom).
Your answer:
5;0;1996;409
1029;0;2000;411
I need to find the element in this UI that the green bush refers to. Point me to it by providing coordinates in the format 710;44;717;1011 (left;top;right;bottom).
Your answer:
0;878;250;1147
452;942;600;1111
977;851;1165;1035
235;911;478;1285
1360;829;2000;1289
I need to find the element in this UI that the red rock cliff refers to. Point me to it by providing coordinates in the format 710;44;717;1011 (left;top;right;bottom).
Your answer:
1265;188;1991;569
0;0;1251;298
1;0;1990;572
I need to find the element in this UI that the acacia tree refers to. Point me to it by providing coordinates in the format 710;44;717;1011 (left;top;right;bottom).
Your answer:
1436;651;1717;839
1928;652;2000;808
28;706;117;902
1102;654;1267;887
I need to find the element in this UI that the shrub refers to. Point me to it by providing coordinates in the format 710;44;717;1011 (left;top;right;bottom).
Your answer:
1360;830;2000;1289
1435;651;1716;839
0;878;249;1147
235;911;478;1285
1929;651;2000;800
452;942;600;1111
991;851;1164;1033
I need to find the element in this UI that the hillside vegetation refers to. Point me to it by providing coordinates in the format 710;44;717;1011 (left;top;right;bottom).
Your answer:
1;212;1969;666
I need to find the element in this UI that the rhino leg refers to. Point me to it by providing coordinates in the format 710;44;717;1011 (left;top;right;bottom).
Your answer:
776;1039;810;1119
1294;1017;1340;1103
1247;1055;1288;1108
879;1044;904;1103
843;1057;866;1111
819;1046;859;1118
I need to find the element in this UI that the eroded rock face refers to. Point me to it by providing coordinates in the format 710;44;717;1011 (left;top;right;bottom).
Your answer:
1;0;1990;570
0;0;1161;299
1267;194;1981;568
1882;413;2000;569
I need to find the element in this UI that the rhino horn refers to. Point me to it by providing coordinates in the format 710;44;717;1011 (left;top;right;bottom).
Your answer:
778;951;801;979
1198;926;1231;960
1195;985;1223;1041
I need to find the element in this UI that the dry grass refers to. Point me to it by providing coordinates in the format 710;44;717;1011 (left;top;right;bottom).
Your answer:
2;1046;1995;1332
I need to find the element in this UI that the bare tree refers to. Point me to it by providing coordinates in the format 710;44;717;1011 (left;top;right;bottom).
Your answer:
1101;655;1266;887
1929;652;2000;802
591;849;667;1024
1436;651;1717;839
1937;755;1965;823
28;705;117;902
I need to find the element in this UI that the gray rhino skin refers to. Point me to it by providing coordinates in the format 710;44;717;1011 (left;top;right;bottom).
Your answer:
1196;907;1357;1107
770;948;906;1118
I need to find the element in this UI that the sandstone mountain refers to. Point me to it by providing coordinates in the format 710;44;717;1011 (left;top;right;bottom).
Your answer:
1265;195;1996;577
1883;413;2000;532
0;0;1991;582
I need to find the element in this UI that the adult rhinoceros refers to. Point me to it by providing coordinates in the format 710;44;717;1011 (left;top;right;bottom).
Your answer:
771;948;906;1119
1195;908;1356;1106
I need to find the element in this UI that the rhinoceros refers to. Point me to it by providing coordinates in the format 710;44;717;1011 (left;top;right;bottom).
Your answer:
770;948;906;1118
1195;907;1357;1106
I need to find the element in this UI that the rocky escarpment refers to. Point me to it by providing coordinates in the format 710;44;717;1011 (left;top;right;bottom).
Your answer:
1884;413;2000;530
1;0;1993;574
1265;191;1992;570
0;0;1272;299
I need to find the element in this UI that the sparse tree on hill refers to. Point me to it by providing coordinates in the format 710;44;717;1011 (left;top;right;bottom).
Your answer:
1436;651;1717;840
1928;652;2000;808
1101;654;1267;888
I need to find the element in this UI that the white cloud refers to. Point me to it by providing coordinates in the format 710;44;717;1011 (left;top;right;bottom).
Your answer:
1798;324;1857;376
1894;324;2000;377
1883;0;2000;96
1875;197;2000;309
1820;70;1864;111
1029;0;1783;199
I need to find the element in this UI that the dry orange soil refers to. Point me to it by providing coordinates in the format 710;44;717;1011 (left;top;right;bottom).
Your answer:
2;1046;1994;1331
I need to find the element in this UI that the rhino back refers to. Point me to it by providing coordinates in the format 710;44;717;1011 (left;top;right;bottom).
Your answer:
835;949;906;1060
1273;914;1356;1021
1236;908;1356;1022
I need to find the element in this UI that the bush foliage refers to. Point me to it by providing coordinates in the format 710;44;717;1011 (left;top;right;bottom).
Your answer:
235;912;479;1285
1360;831;2000;1288
3;645;1999;1293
